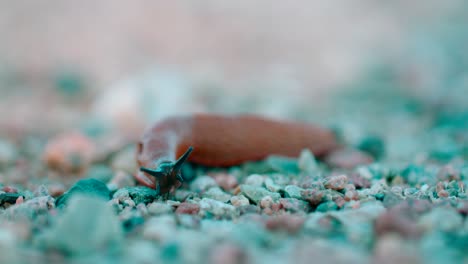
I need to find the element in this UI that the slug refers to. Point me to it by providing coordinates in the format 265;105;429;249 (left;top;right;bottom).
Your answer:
135;114;342;195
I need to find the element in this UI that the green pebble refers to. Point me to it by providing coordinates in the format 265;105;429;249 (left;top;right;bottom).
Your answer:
56;178;110;207
316;201;338;212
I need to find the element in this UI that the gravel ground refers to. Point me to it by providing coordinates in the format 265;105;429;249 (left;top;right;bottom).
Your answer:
0;3;467;264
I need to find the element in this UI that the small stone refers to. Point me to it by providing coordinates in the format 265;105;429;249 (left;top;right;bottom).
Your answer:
348;173;371;189
190;176;218;192
2;186;17;193
175;202;200;215
324;149;373;169
344;190;359;201
316;201;338;212
373;235;420;264
199;198;237;218
113;186;159;205
43;132;94;174
209;243;248;264
37;195;123;255
265;155;299;174
300;189;324;206
230;195;250;207
374;207;421;239
211;173;238;191
265;214;305;234
419;207;463;232
298;149;318;174
203;187;231;203
56;178;110;207
284;185;303;199
177;214;200;229
147;202;173;215
264;178;282;192
244;174;265;187
324;175;348;190
240;185;281;204
143;215;177;242
357;136;385;160
260;195;274;209
279;198;310;213
0;140;17;167
47;183;66;197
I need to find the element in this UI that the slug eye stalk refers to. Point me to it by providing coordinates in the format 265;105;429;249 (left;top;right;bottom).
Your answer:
139;146;193;182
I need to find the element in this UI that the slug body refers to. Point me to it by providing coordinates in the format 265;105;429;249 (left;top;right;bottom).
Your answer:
136;114;341;194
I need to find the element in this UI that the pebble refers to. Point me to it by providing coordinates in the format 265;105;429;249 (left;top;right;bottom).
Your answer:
374;207;421;239
190;176;218;192
37;195;123;255
316;201;338;212
199;198;238;218
265;214;305;234
297;149;318;174
203;187;232;203
230;195;250;207
43;132;94;174
324;148;373;169
284;185;303;199
244;174;265;187
113;186;159;205
147;202;173;215
175;202;200;215
211;173;238;191
373;234;420;264
56;178;110;207
143;215;177;242
279;198;310;213
264;178;282;192
240;185;281;204
0;140;17;167
300;189;324;206
324;175;348;190
209;243;248;264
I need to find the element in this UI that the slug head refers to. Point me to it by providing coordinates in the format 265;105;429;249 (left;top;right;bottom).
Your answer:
139;146;193;195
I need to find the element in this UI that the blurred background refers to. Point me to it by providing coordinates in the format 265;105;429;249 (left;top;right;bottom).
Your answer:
0;0;467;144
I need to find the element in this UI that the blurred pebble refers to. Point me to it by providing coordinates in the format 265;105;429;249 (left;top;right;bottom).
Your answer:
203;187;232;203
244;174;265;187
240;185;280;204
324;175;348;190
230;195;250;207
324;149;373;169
147;202;173;215
265;214;305;234
209;243;248;264
37;195;123;255
43;132;94;174
0;140;17;167
211;173;238;191
199;198;238;218
142;215;177;242
190;176;218;192
175;202;200;215
298;149;318;174
300;189;324;206
284;185;303;199
373;234;420;264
